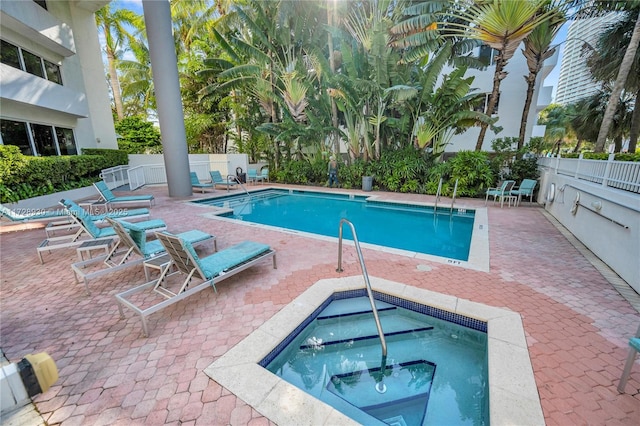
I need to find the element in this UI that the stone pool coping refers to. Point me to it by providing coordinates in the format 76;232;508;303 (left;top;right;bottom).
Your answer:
204;276;543;425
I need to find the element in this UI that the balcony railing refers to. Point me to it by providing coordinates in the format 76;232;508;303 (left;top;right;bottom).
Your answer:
538;154;640;194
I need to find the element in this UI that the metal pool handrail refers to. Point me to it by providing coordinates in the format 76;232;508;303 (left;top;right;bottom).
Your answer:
226;174;251;196
336;219;388;390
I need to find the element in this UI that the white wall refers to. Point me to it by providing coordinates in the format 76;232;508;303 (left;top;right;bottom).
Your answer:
128;153;249;184
69;3;118;150
0;0;117;152
538;169;640;293
445;43;551;152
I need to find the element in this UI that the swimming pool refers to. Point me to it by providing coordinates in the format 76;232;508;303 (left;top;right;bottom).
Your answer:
204;277;544;426
260;293;488;425
194;189;475;261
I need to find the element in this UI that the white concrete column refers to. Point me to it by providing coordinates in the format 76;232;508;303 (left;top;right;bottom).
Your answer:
142;0;192;197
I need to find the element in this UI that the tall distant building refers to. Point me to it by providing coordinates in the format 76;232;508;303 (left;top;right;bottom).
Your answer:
555;13;619;105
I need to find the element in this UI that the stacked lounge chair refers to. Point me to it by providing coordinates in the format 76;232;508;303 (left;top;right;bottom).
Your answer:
71;217;215;294
36;199;166;264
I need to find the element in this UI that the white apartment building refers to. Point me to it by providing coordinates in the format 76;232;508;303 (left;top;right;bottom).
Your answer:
555;13;619;105
0;0;118;156
443;44;557;152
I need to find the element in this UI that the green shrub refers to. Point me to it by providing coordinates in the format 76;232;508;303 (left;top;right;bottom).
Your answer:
82;148;129;165
368;147;430;193
0;146;129;203
559;152;640;161
275;160;311;184
505;157;539;183
114;116;162;154
426;151;494;197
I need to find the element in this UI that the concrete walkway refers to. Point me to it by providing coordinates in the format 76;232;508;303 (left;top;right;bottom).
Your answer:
1;184;638;425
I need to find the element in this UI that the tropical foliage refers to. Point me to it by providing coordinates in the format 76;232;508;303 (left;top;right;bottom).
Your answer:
93;0;638;197
114;116;162;154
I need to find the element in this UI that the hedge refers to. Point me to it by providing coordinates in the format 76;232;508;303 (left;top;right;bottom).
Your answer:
560;152;640;161
0;146;129;203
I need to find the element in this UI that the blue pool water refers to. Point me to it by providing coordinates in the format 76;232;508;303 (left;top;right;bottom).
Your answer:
260;291;489;425
194;189;475;261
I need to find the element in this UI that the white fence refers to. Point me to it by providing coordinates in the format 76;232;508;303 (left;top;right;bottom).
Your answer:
538;154;640;194
100;165;130;189
101;154;250;191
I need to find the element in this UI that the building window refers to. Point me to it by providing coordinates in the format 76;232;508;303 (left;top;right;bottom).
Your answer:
55;127;77;155
0;40;21;69
0;119;77;157
0;120;33;155
33;1;47;10
478;45;499;66
22;50;45;78
0;39;62;85
30;123;57;156
474;93;500;115
44;59;62;84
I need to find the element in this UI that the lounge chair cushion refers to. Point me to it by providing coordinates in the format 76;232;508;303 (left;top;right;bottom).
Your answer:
119;219;166;233
1;204;65;221
119;219;167;257
95;181;154;202
66;202;116;238
196;241;271;279
90;208;149;221
144;230;213;257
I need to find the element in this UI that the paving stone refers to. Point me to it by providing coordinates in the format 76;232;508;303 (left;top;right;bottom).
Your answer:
2;185;639;425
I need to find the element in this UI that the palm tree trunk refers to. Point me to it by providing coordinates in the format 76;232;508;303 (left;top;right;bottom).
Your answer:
268;52;280;170
518;74;537;151
573;139;583;153
595;14;640;152
628;88;640;153
107;50;124;120
328;1;339;156
475;56;505;151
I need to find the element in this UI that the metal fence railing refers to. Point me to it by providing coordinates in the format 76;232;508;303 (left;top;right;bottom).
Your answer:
119;161;230;189
127;166;146;191
100;165;129;189
538;154;640;194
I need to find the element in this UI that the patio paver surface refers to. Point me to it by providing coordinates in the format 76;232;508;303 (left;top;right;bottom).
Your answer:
1;184;639;425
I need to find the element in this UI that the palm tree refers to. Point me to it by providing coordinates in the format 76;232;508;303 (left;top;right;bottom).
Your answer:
95;6;142;120
443;0;561;151
567;98;599;152
593;1;640;152
170;0;216;56
201;1;329;166
386;43;494;159
518;11;566;150
587;6;640;152
539;103;574;155
342;0;406;160
118;38;155;117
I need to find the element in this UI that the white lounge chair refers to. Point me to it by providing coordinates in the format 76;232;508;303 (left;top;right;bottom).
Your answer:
209;170;238;190
191;172;214;193
36;199;166;264
94;180;155;208
115;232;276;337
71;217;215;295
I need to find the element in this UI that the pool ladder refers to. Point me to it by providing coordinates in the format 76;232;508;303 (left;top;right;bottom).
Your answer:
434;177;459;213
336;219;388;393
